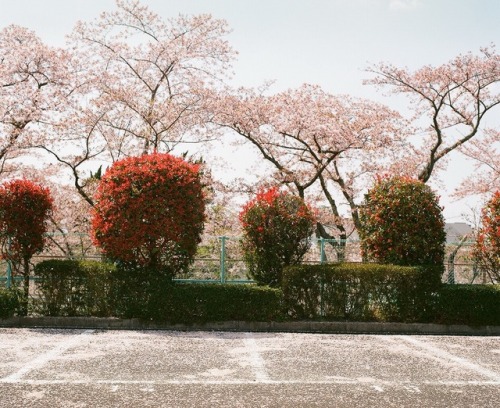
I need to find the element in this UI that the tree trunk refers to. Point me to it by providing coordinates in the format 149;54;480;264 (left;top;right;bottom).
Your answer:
20;256;30;316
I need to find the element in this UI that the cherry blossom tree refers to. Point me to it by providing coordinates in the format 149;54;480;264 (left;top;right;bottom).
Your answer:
455;129;499;198
210;84;407;256
34;0;235;210
0;25;67;176
69;0;234;154
366;46;500;185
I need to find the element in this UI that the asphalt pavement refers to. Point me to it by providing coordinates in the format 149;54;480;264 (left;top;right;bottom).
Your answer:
0;328;499;407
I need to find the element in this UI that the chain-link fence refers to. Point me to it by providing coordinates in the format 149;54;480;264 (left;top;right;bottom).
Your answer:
1;234;487;288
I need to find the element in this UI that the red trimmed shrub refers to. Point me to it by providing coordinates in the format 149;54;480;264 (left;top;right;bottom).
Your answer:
91;153;205;278
473;191;500;283
359;176;446;267
0;179;53;315
239;187;315;287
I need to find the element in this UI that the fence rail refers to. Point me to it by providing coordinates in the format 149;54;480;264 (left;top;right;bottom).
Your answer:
0;236;486;288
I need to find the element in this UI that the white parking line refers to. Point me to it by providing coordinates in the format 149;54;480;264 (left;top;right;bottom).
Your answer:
1;379;499;386
399;336;500;383
1;329;95;382
242;333;270;382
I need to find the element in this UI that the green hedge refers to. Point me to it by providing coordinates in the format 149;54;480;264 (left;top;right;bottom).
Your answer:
0;287;20;318
116;283;283;323
282;263;442;322
436;284;500;326
34;259;116;316
34;260;283;322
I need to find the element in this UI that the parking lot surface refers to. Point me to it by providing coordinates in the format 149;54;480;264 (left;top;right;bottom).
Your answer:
1;329;499;407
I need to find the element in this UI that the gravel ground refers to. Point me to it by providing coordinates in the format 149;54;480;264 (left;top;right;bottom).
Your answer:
1;329;499;407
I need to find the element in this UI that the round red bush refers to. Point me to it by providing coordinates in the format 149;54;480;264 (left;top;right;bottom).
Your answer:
473;191;500;282
91;153;205;277
0;179;53;263
0;178;53;315
359;176;446;266
239;187;316;287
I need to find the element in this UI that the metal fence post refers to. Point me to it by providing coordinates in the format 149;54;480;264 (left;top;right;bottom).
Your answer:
219;236;227;284
319;238;326;264
6;260;12;289
319;238;325;317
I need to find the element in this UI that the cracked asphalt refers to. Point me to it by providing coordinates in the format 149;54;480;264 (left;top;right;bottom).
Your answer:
0;329;499;407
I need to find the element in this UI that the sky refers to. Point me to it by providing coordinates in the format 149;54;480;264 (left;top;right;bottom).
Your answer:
0;0;499;222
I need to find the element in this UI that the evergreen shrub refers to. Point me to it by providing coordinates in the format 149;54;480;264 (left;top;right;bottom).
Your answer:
359;176;446;267
473;191;500;283
34;259;115;316
239;187;315;287
282;263;441;322
0;287;20;318
91;152;205;279
436;284;500;326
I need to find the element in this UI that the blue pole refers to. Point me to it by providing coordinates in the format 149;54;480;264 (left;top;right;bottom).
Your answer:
219;236;227;283
6;260;12;289
320;238;326;264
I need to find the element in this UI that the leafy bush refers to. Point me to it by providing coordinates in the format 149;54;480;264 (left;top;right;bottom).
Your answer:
282;263;442;322
110;265;283;322
92;152;205;279
239;187;315;287
436;284;500;326
157;284;283;323
472;191;500;283
359;176;446;266
0;179;53;315
34;259;115;316
108;263;174;319
0;287;20;318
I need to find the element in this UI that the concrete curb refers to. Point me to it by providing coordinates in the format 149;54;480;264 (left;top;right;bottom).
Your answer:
1;316;500;335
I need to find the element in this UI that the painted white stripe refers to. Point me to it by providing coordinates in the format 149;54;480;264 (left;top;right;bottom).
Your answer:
2;329;95;382
243;333;270;382
399;336;500;382
0;378;499;386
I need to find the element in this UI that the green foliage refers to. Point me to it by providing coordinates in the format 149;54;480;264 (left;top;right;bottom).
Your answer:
436;284;500;326
282;263;442;322
155;284;283;323
92;152;206;279
34;259;115;316
359;176;446;266
108;263;174;319
0;287;20;318
76;262;283;323
239;187;315;287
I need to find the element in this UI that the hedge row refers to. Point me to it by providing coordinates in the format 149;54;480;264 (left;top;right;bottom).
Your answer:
435;284;500;326
35;259;116;317
282;263;442;322
4;260;498;327
0;287;19;318
115;283;283;323
33;260;283;323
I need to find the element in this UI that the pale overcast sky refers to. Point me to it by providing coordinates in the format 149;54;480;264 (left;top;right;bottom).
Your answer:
1;0;499;221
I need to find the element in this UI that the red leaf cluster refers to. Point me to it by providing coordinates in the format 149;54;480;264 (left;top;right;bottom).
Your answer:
239;187;316;286
359;176;446;266
0;179;54;263
91;153;205;273
473;191;500;282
